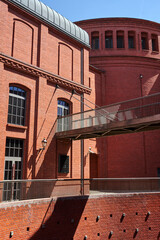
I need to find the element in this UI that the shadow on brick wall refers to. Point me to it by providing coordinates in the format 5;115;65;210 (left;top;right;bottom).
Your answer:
29;196;89;240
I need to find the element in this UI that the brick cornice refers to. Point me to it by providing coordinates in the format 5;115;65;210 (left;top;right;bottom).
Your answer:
0;53;91;95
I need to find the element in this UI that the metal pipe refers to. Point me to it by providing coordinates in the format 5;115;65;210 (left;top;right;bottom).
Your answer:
0;177;159;183
81;48;84;195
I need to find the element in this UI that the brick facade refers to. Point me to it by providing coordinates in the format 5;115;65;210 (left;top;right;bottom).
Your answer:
0;0;96;183
0;193;160;240
76;18;160;178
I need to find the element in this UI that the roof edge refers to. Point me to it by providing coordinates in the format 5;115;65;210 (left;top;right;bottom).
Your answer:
7;0;90;48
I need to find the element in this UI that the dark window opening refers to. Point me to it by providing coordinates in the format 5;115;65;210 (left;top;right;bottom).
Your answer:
151;34;158;52
117;31;124;48
128;31;135;49
141;33;148;50
58;155;69;173
105;31;113;48
92;37;99;49
91;32;99;49
141;37;147;49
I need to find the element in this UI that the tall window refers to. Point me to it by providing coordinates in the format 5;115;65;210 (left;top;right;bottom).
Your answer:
91;32;99;50
57;100;70;131
8;86;26;126
151;34;158;52
141;32;148;50
128;31;135;49
117;31;124;48
58;100;70;117
105;31;113;49
3;138;23;201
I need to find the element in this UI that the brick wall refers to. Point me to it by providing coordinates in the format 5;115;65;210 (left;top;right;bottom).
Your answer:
76;18;160;178
0;0;95;181
0;193;160;240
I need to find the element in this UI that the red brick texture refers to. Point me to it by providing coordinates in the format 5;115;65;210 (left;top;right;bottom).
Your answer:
76;18;160;178
0;0;94;182
0;193;160;240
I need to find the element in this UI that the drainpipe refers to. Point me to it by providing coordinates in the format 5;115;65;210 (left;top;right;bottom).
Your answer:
81;48;84;195
139;74;147;176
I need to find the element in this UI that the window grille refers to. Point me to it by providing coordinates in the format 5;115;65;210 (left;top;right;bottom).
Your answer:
117;31;124;49
8;86;26;126
3;138;23;201
105;31;113;48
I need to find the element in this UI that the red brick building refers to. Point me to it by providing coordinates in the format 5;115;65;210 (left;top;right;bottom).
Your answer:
1;1;160;240
0;0;160;193
0;0;97;198
76;18;160;178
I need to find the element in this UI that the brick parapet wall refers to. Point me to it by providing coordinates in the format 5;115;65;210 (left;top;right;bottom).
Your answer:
0;193;160;240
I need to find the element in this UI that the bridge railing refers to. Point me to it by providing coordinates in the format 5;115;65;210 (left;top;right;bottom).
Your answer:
0;178;160;202
57;92;160;132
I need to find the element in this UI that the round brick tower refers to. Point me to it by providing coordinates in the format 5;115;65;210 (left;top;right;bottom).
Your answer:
76;18;160;177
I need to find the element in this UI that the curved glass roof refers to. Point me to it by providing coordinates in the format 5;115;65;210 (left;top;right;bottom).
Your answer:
8;0;90;47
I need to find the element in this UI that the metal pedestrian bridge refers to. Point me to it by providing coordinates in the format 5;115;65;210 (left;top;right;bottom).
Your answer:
55;93;160;140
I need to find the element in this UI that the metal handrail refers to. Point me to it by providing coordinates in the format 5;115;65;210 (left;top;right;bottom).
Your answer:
0;177;160;183
57;92;160;119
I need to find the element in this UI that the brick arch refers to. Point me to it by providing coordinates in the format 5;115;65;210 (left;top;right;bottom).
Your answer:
11;19;34;64
58;42;73;80
9;82;31;93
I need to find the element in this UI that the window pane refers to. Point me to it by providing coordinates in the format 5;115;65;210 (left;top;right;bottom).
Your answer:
5;148;9;156
117;36;124;48
13;106;16;115
13;98;17;106
128;36;134;49
15;149;19;157
105;36;113;48
10;86;14;93
5;161;8;169
8;86;26;125
141;37;146;49
12;115;16;124
9;96;12;105
9;170;12;179
6;138;10;147
92;37;99;49
10;148;14;156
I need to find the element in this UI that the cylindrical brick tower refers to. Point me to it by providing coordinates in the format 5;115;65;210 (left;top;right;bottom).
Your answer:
76;18;160;177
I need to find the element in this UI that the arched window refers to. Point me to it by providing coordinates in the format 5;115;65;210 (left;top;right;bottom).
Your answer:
8;86;26;126
57;99;70;132
57;100;70;117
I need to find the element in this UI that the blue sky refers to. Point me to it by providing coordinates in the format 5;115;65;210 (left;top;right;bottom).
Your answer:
42;0;160;23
